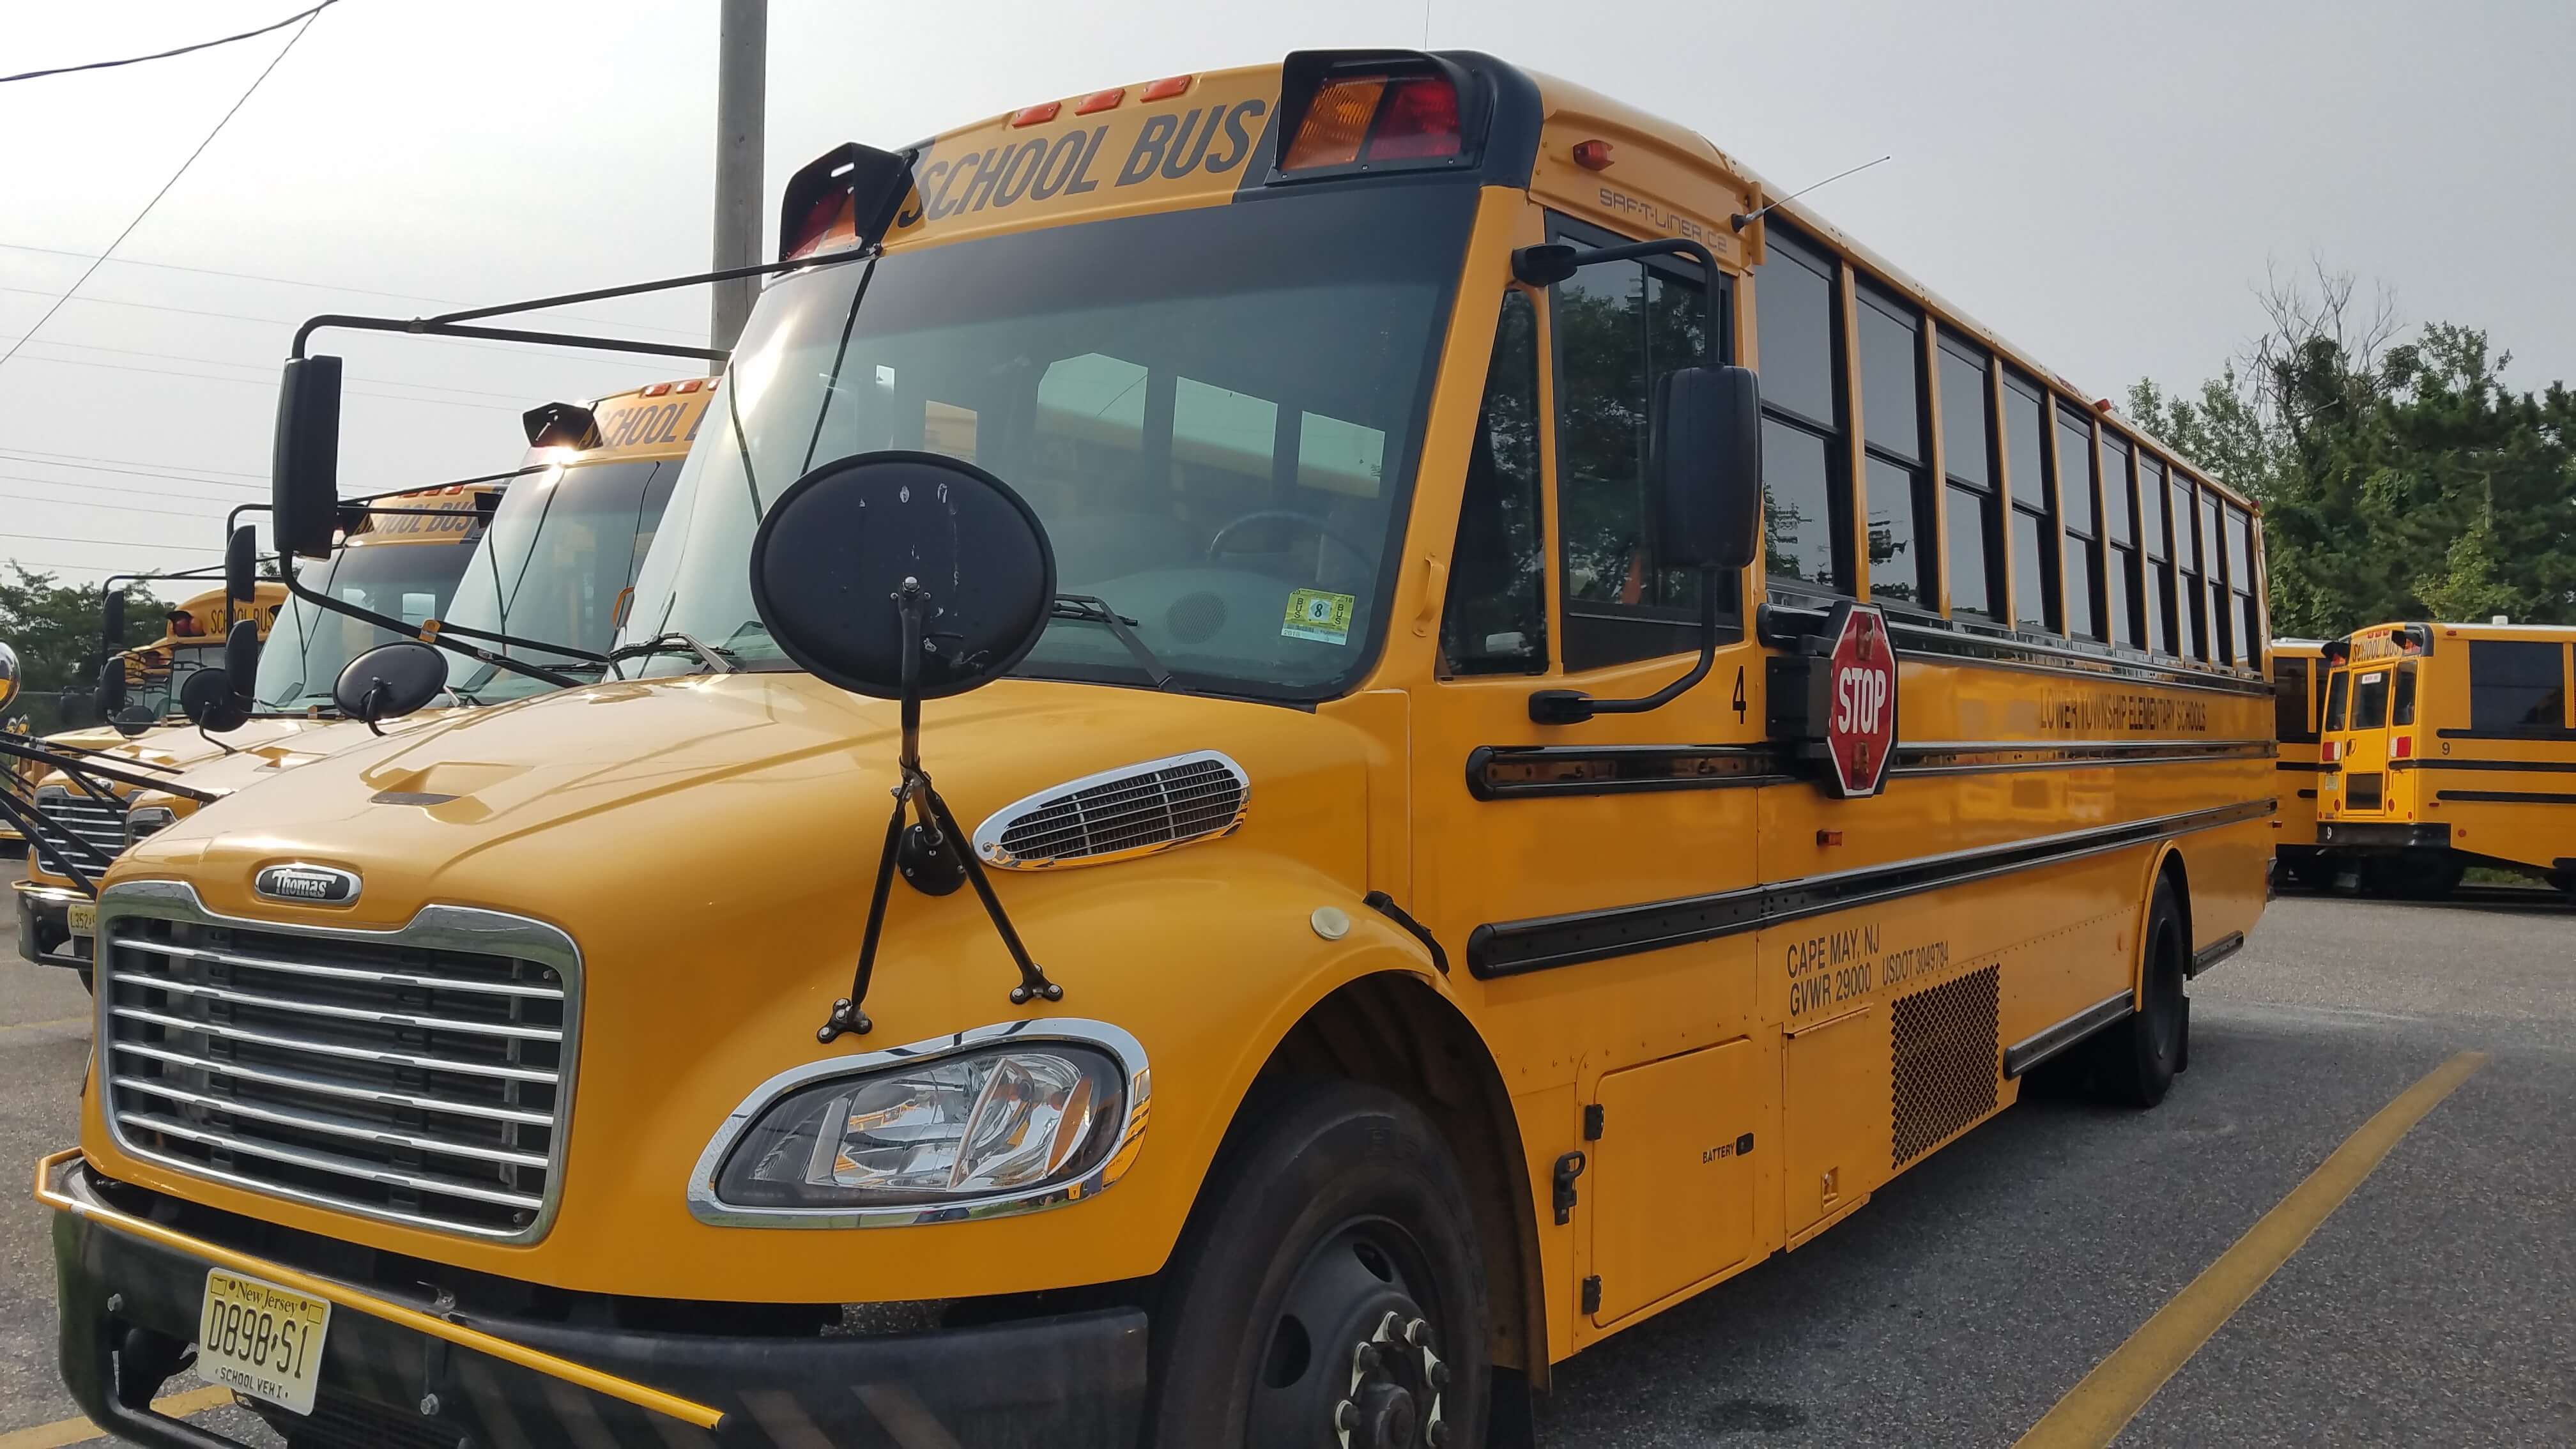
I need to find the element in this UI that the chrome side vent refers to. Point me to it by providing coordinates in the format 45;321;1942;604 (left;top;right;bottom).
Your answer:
974;751;1249;870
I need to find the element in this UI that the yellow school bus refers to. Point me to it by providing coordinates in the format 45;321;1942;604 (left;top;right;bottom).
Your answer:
13;381;709;973
2317;620;2575;896
2271;638;2326;886
43;52;2273;1446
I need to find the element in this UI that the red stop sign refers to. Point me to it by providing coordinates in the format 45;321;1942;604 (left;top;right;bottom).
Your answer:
1822;603;1897;797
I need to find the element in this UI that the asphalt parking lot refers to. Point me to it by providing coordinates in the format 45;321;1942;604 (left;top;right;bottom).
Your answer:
3;854;2570;1447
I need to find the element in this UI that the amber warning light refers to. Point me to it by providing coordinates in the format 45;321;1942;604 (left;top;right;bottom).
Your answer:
1273;52;1484;176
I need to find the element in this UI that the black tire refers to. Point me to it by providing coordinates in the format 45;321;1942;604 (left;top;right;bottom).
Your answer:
2092;875;2188;1108
1147;1078;1491;1449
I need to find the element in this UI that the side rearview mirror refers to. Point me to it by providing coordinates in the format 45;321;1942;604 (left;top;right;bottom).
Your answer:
95;656;128;719
273;355;345;560
180;666;249;733
0;641;17;712
102;592;127;656
334;640;448;732
225;618;261;691
1649;365;1763;574
226;525;258;602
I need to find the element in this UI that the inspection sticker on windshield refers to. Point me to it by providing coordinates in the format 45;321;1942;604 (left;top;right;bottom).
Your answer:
1282;589;1355;645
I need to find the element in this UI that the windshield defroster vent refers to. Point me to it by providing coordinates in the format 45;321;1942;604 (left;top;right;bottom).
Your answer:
974;751;1249;870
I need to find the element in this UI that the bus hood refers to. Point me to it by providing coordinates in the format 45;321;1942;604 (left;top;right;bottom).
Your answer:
114;671;1370;931
127;710;459;808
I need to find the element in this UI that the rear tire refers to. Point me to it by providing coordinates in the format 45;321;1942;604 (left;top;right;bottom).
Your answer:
1147;1078;1491;1449
2093;875;2188;1108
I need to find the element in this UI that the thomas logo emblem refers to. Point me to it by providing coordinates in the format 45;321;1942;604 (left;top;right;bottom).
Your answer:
253;864;361;906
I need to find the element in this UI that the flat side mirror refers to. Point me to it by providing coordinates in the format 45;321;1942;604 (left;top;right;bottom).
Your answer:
224;619;262;698
180;666;249;733
226;526;258;602
334;640;448;727
102;592;127;655
1649;365;1763;573
273;355;345;560
95;656;128;719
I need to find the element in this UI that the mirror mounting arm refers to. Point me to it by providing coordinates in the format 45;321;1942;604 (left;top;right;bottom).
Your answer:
1528;565;1724;724
275;560;590;691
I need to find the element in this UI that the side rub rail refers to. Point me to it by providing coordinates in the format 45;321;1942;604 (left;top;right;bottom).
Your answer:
1468;797;2274;978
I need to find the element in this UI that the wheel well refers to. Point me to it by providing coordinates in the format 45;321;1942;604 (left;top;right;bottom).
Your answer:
2157;847;2194;962
1254;972;1544;1381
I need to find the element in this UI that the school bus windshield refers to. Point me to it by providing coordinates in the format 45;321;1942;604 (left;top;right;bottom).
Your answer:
252;535;471;710
622;185;1472;698
443;457;682;702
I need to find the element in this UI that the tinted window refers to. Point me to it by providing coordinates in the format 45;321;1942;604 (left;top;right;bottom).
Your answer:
2100;435;2133;546
2062;537;2096;640
2003;375;2047;510
1556;258;1708;620
1441;291;1545;676
2393;663;2418;727
2324;668;2349;731
2352;669;2391;730
2225;507;2253;586
2011;509;2050;631
2139;457;2166;558
1758;234;1837;426
1946;484;1993;620
1763;418;1839;590
1936;338;1990;488
2274;657;2314;743
2469;640;2568;730
2055;407;2096;537
1866;455;1924;604
1855;288;1920;459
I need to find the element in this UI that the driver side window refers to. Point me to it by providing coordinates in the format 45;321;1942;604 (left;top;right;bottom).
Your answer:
1441;291;1547;677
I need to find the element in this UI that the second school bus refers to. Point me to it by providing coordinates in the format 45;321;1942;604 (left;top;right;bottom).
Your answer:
45;50;2273;1448
2317;620;2575;894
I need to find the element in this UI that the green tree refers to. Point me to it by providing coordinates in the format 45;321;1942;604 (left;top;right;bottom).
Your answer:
0;567;162;729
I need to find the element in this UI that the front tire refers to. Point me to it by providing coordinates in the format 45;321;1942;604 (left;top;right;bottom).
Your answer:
2093;875;2188;1108
1147;1078;1491;1449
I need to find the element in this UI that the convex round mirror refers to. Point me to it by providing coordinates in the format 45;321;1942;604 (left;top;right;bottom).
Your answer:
0;641;19;712
334;640;448;724
749;450;1056;700
179;668;249;733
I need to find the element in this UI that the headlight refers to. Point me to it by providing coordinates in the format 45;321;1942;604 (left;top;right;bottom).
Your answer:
713;1039;1131;1213
126;806;177;847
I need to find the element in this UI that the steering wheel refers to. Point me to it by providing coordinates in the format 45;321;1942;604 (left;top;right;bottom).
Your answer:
1204;510;1377;574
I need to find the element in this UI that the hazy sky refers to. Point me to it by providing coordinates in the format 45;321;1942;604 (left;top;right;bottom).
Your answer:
7;0;2572;591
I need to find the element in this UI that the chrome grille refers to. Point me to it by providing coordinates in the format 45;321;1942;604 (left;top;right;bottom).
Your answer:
98;887;578;1241
31;786;126;866
976;751;1249;869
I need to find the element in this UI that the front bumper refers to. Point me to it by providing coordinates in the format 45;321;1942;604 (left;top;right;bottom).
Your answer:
44;1153;1149;1448
13;879;89;970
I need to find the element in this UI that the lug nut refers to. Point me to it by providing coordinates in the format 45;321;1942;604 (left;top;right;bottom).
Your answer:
1354;1342;1383;1373
419;1393;441;1416
1335;1399;1359;1431
105;1293;124;1315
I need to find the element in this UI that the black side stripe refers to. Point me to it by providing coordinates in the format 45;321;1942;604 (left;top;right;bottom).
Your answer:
2276;760;2328;773
1466;797;2276;979
2002;991;2132;1078
2391;757;2576;774
2435;726;2576;742
2435;789;2576;806
2187;931;2246;979
1468;739;2273;800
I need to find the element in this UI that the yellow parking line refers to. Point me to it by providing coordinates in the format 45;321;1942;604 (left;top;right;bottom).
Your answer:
0;1385;234;1449
2014;1050;2488;1449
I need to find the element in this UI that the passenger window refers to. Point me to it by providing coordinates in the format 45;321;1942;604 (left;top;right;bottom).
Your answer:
2139;456;2172;654
1552;227;1734;669
2352;670;2390;730
1936;334;2000;622
2201;492;2229;663
1757;227;1848;597
2100;434;2138;648
2054;404;2100;641
2468;640;2568;730
1855;282;1928;606
1441;292;1547;677
2324;668;2349;732
2001;372;2055;631
2224;506;2258;666
2174;477;2207;661
2393;663;2418;727
2273;657;2314;744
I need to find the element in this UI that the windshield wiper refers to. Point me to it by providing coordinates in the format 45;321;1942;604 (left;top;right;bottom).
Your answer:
1050;594;1172;690
607;632;742;677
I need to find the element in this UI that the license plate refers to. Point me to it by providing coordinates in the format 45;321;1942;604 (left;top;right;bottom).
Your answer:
66;900;96;937
197;1269;330;1415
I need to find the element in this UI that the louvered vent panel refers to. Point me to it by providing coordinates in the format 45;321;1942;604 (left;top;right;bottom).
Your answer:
1890;964;2000;1167
978;752;1248;868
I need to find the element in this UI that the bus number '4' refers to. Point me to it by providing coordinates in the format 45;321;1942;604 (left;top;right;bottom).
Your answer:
1732;666;1746;723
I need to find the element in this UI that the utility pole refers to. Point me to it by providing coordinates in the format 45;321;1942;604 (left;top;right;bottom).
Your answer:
709;0;767;353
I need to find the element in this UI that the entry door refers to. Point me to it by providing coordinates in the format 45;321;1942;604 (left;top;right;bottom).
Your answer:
2336;664;2395;814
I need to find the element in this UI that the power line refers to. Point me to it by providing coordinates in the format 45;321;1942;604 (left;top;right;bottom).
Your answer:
0;448;266;482
1;3;339;86
0;532;221;555
0;479;229;521
0;8;327;376
0;241;707;340
15;336;584;403
0;288;689;369
6;353;523;413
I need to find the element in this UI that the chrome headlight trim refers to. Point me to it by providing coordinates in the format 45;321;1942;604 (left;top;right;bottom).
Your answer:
92;878;585;1245
687;1017;1152;1229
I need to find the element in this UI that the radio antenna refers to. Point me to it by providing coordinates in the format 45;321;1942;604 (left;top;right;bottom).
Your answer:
1731;155;1892;233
